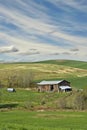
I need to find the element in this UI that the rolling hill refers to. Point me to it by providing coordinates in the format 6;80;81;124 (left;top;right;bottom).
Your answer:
36;59;87;69
0;60;87;89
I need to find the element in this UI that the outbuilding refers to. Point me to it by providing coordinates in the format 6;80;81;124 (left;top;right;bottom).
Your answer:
37;80;72;92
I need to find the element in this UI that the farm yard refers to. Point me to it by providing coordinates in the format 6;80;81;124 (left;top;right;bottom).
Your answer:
0;60;87;130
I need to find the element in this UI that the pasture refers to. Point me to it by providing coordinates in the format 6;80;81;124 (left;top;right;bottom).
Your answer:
0;88;87;130
0;88;68;110
0;110;87;130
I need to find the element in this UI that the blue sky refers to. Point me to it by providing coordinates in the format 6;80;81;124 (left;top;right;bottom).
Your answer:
0;0;87;62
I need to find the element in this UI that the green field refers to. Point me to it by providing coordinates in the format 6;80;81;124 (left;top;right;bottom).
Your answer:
0;88;68;110
0;110;87;130
0;88;87;130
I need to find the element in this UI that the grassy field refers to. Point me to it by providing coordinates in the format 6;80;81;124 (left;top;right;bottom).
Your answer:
0;89;87;130
0;110;87;130
0;60;87;88
0;88;68;110
0;87;87;129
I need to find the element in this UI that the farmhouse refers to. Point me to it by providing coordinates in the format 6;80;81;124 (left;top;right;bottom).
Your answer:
37;80;72;92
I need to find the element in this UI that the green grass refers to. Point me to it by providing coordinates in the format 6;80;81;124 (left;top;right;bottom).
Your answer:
0;110;87;130
37;60;87;69
68;76;87;89
0;88;66;110
0;88;87;130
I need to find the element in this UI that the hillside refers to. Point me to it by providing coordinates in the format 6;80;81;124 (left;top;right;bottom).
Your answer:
0;60;87;89
36;60;87;69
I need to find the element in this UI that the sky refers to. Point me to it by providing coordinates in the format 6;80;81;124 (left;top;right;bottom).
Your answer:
0;0;87;62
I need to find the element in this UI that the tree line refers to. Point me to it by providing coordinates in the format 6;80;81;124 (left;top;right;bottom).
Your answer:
0;70;36;88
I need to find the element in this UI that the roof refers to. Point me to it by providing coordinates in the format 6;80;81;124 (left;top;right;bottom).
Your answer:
37;80;63;85
59;86;71;90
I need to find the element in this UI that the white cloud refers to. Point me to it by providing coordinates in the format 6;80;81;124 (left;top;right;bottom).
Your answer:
51;30;87;45
0;5;53;34
0;45;19;53
0;32;68;54
47;0;87;13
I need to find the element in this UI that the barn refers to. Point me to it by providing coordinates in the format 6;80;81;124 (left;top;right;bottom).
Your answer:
37;80;72;92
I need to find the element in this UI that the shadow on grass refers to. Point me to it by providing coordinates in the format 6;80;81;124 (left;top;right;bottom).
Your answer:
0;103;18;109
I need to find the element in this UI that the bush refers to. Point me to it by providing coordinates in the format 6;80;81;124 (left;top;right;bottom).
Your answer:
23;101;34;110
56;90;87;110
66;91;87;110
41;99;46;105
57;97;67;109
73;91;87;110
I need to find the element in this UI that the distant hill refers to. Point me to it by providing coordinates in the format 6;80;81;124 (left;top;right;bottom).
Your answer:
35;60;87;69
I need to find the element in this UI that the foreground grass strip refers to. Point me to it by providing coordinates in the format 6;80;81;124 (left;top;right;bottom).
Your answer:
0;110;87;130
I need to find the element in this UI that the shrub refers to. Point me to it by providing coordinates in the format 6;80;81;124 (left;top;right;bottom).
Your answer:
68;91;87;110
57;97;67;109
23;101;34;110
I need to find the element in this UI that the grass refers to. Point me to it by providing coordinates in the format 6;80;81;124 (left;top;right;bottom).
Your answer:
0;88;87;130
0;110;87;130
37;60;87;69
0;88;67;110
0;87;87;110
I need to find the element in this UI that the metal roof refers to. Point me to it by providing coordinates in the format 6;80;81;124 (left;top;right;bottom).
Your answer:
59;86;71;90
37;80;63;85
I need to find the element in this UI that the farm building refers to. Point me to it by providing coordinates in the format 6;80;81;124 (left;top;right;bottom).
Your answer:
37;80;72;92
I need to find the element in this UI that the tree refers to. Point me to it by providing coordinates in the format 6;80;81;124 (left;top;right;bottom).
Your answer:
6;70;35;88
